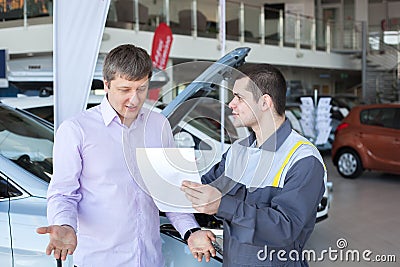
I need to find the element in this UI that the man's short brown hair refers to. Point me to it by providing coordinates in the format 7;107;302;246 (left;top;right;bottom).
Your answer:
103;44;153;84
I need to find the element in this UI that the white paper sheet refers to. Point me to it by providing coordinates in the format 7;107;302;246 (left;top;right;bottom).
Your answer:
136;148;201;213
300;119;316;138
315;126;332;145
317;97;331;107
300;97;314;107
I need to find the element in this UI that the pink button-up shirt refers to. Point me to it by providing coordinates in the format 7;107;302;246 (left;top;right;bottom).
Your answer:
47;97;199;267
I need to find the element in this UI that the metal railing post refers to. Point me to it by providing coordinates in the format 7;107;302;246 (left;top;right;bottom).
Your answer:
361;21;367;102
259;6;265;45
134;0;139;32
295;13;300;51
311;17;316;51
218;0;226;52
164;0;170;26
239;2;244;43
279;9;283;47
23;0;27;28
326;23;331;53
191;0;198;38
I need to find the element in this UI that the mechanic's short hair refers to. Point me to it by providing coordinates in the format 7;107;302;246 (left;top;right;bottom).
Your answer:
103;44;152;84
237;63;287;116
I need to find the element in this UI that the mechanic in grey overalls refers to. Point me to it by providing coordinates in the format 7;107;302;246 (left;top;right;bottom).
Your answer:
182;63;326;266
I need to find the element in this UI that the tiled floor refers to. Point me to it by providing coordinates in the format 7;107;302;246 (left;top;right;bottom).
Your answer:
306;154;400;267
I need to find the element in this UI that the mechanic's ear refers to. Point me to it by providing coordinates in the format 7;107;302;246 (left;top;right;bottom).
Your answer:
260;94;272;111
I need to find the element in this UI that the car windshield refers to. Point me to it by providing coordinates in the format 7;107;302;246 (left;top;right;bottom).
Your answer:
0;104;54;183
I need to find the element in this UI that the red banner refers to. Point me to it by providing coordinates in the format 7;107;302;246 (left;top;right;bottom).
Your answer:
151;23;173;70
149;23;173;101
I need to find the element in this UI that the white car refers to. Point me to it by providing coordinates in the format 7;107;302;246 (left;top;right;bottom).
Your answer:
0;102;224;267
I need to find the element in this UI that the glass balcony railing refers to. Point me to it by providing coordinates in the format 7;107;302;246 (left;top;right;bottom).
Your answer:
225;1;240;42
243;3;260;43
1;0;382;53
0;0;51;20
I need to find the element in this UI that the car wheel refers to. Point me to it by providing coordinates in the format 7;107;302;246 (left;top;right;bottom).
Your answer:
336;149;363;178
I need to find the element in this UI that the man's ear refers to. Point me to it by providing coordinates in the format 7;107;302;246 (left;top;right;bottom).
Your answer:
260;94;272;111
103;80;109;92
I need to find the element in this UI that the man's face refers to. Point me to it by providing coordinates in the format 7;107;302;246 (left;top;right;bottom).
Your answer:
228;77;263;129
104;75;149;126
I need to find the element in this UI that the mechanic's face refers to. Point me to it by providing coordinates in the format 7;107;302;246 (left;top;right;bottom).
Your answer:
229;77;263;130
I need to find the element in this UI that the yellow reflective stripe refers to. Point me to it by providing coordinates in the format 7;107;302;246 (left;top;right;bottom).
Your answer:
272;140;314;187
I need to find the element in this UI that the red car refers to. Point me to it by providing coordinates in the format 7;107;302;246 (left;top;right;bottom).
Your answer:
332;103;400;178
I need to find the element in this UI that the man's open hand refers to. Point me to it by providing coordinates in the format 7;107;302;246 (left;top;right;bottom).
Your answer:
187;230;216;262
36;225;77;261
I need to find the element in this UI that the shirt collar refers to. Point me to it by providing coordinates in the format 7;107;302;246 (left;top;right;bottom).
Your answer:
100;95;145;127
239;119;292;152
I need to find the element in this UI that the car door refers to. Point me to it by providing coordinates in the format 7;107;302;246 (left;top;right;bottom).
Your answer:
392;108;400;172
0;167;74;267
0;174;18;267
359;107;400;171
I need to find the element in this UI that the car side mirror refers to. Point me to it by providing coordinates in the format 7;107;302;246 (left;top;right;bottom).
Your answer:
174;132;195;148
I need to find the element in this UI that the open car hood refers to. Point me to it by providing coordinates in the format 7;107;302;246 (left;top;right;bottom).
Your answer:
161;47;250;129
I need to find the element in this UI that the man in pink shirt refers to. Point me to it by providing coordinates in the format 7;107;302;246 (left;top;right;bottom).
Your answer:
37;44;216;266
